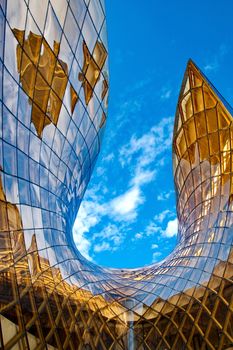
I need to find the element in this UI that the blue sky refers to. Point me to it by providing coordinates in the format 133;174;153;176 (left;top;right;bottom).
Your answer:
73;0;233;268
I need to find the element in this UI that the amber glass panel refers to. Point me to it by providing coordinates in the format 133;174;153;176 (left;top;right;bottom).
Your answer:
195;111;207;138
203;83;217;109
184;118;196;147
206;108;218;133
175;128;186;158
189;68;203;88
192;87;204;113
218;104;231;129
221;152;231;174
209;132;219;155
219;129;231;152
181;93;193;121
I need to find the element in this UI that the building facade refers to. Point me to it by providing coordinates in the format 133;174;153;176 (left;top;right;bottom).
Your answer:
0;0;233;349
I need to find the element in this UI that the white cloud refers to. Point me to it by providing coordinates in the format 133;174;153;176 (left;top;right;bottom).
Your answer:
73;115;176;261
73;229;92;261
110;186;144;220
72;190;105;260
161;88;172;100
145;222;161;236
93;224;125;253
204;61;219;72
73;183;145;260
151;243;159;249
102;152;115;162
154;209;173;223
119;116;173;168
119;117;174;207
94;242;110;253
142;210;177;239
152;251;162;262
162;218;178;238
73;205;94;261
157;190;174;201
114;99;142;130
96;166;105;176
204;43;230;73
130;169;156;187
134;232;143;240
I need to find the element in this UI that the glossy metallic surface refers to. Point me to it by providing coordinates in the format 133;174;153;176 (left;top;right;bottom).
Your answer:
0;1;233;349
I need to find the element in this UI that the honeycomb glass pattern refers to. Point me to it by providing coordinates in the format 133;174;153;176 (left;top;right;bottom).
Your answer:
1;1;233;349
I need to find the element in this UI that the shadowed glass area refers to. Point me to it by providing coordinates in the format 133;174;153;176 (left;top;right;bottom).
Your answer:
0;0;233;349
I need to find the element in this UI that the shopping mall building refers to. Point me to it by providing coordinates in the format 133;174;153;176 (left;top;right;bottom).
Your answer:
0;0;233;349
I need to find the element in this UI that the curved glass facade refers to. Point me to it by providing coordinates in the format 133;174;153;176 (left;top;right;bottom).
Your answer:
1;1;233;349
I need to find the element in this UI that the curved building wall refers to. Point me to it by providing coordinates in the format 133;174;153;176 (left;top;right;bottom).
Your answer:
0;1;233;349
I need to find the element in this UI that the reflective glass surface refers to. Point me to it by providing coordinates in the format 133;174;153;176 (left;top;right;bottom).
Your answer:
0;1;233;349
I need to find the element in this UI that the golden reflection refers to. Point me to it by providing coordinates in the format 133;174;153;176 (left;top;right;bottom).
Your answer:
13;29;69;137
79;41;107;105
1;6;233;345
70;84;78;114
174;60;233;237
0;172;25;270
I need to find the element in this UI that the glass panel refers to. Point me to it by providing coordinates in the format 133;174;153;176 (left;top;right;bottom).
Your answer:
209;132;219;155
198;136;209;161
181;92;193;121
218;104;231;129
195;111;206;138
184;117;196;147
192;87;204;113
203;83;217;109
206;108;218;133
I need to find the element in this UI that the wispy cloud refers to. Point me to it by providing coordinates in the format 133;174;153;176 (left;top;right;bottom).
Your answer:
112;98;143;132
160;87;172;100
110;186;144;220
133;232;143;240
157;190;174;201
204;43;230;72
73;116;175;261
132;209;177;240
119;117;174;190
102;152;115;162
120;116;173;163
114;49;134;66
144;222;162;236
151;243;159;249
130;169;156;187
93;242;110;253
73;186;143;258
204;60;219;72
93;224;125;253
152;251;162;262
154;209;174;224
